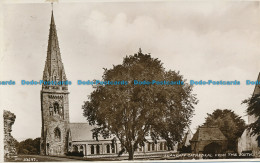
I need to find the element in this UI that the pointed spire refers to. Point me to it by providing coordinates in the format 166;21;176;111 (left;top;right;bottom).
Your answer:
51;10;54;25
43;9;67;87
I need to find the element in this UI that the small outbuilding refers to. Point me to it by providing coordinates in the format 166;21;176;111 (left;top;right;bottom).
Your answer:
190;126;227;155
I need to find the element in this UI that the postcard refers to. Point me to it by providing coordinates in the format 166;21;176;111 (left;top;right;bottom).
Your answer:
1;0;260;162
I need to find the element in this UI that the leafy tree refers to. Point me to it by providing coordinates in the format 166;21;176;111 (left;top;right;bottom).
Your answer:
82;49;198;160
242;93;260;136
16;138;40;155
204;109;246;151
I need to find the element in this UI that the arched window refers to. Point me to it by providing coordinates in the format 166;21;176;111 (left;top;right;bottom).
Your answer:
152;143;155;151
91;145;94;154
49;104;53;116
106;144;110;153
80;145;84;152
54;103;59;114
164;142;167;150
96;145;100;154
112;146;115;153
257;136;260;147
46;143;50;155
54;128;61;141
73;146;78;152
148;143;151;151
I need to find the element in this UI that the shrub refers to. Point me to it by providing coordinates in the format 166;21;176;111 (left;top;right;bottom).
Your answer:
66;151;84;157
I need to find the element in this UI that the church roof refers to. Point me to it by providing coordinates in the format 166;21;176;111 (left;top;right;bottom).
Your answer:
190;126;227;142
253;72;260;95
69;123;95;141
69;123;112;142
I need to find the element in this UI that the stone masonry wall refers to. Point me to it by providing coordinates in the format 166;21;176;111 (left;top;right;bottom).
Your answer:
3;110;17;158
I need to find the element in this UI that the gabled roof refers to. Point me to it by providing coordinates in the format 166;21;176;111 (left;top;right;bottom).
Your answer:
69;123;165;142
191;126;227;142
69;123;94;141
69;123;112;142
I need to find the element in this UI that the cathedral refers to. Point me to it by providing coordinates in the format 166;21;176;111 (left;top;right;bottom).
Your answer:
40;11;177;157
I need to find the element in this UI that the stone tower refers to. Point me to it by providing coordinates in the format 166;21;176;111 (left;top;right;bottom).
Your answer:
40;11;70;156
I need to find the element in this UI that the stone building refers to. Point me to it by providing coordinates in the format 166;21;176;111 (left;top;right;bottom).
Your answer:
237;73;260;157
190;126;227;155
68;123;177;157
40;11;177;157
4;110;17;158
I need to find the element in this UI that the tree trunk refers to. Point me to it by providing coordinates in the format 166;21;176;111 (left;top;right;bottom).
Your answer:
128;149;134;160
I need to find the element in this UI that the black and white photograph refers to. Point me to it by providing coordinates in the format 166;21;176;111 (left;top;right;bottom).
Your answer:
1;0;260;162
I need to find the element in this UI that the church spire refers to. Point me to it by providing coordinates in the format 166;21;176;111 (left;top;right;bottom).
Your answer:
43;10;67;85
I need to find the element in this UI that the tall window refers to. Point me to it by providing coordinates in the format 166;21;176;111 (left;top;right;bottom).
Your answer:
47;143;50;155
112;146;115;153
160;142;163;150
96;145;100;154
54;103;59;114
106;144;110;153
148;143;151;151
152;143;155;151
54;128;61;141
91;145;94;154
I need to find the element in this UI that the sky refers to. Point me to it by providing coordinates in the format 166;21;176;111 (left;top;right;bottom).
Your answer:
1;0;260;141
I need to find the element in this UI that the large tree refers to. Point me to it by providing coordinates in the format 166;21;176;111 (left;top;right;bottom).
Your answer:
242;93;260;136
203;109;246;151
82;50;198;160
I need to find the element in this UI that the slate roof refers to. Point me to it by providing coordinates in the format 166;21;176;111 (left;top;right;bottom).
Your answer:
191;126;227;142
69;123;165;142
69;123;101;141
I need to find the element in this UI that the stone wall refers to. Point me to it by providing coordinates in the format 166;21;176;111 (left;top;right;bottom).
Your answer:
3;110;17;158
40;92;70;156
